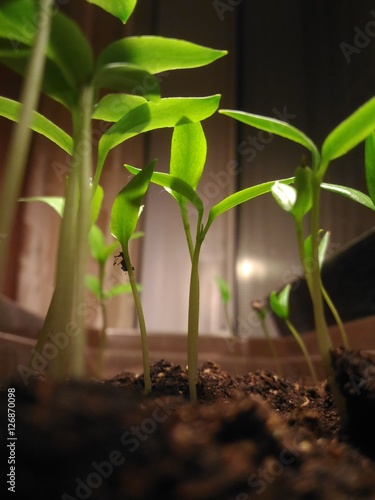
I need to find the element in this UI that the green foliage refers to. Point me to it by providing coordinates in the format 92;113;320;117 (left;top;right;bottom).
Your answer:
85;0;137;23
215;277;231;304
269;285;291;320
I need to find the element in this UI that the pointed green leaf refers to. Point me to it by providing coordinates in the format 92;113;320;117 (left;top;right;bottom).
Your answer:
170;121;207;190
85;0;137;23
215;276;231;304
93;93;147;122
271;182;296;213
96;95;220;187
291;166;312;219
0;0;37;47
318;231;330;267
18;196;65;216
85;274;101;298
125;164;203;214
270;284;291;320
91;185;104;226
220;109;319;164
0;97;73;154
98;36;227;74
322;97;375;165
93;63;160;101
104;282;136;299
207;177;294;229
321;183;375;211
365;131;375;205
88;225;106;263
110;161;155;247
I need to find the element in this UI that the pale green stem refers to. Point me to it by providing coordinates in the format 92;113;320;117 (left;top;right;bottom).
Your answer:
260;316;284;376
285;318;317;383
0;0;54;291
296;220;348;349
321;285;349;349
30;86;93;379
97;262;108;378
187;237;203;402
123;247;151;394
310;173;346;417
179;202;194;261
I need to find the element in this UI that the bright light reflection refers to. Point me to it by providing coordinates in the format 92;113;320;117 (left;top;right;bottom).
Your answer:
237;259;254;279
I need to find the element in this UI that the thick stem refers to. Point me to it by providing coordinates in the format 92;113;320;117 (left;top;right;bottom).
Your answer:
310;173;346;417
0;0;54;291
187;237;203;402
123;247;151;394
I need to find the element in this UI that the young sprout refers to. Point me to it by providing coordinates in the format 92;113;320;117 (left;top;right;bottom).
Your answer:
270;284;317;383
1;0;227;379
126;122;294;401
110;161;155;394
251;299;284;377
220;98;375;418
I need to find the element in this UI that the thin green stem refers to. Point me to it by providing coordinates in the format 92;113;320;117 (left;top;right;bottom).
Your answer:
123;247;151;394
285;319;317;383
260;316;284;376
187;236;203;402
0;0;54;291
179;202;194;261
321;285;349;349
97;262;108;378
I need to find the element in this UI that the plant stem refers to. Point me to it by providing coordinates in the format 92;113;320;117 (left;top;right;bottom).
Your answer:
285;319;317;383
260;316;284;376
97;262;108;377
31;85;94;379
187;236;203;402
310;173;346;416
321;285;349;349
0;0;54;292
179;202;194;261
123;247;151;394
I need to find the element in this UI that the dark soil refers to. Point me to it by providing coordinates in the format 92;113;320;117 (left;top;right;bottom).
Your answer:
2;348;375;499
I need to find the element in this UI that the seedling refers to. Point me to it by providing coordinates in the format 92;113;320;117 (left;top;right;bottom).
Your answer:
110;161;155;393
251;300;284;377
270;284;317;383
220;97;375;415
126;122;294;401
0;0;226;379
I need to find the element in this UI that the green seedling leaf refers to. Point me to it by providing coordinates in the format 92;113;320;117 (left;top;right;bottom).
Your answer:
270;284;291;320
125;164;203;214
18;196;65;216
91;185;104;226
96;95;220;186
215;277;231;304
304;230;329;268
93;93;147;122
170;122;207;191
322;96;375;166
85;0;137;23
207;177;294;228
291;166;312;220
0;0;36;47
0;97;73;154
85;274;101;298
321;183;375;211
219;109;319;164
365;131;375;205
88;225;119;264
98;36;227;74
111;161;155;247
93;63;160;101
104;282;138;299
271;182;296;213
